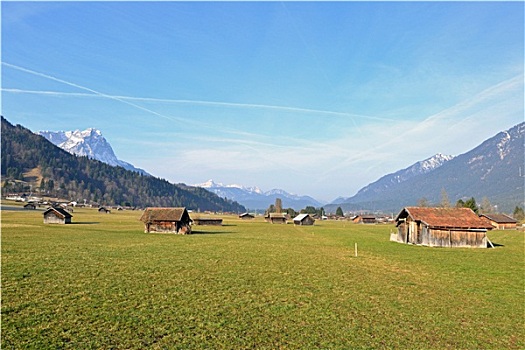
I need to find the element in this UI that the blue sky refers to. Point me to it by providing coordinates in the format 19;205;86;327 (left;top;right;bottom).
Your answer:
2;1;523;202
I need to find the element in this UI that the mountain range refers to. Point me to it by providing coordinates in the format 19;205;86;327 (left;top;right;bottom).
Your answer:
38;128;149;175
325;122;524;214
195;180;324;211
29;120;524;214
1;117;246;213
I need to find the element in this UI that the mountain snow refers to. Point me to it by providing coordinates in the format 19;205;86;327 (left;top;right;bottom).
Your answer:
37;128;149;175
194;179;324;210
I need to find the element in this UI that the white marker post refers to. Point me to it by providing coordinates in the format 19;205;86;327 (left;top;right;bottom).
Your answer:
355;243;358;257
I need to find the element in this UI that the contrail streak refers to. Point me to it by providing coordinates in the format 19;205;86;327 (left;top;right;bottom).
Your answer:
1;62;393;122
1;62;188;124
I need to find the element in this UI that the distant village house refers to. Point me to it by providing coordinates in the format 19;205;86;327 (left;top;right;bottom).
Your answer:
43;207;73;224
392;207;493;248
139;207;192;234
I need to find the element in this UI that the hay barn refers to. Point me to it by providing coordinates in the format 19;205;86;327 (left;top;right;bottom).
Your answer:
239;213;254;220
393;207;493;248
293;214;315;226
479;214;518;230
268;213;287;224
193;218;223;226
140;207;192;234
43;207;73;224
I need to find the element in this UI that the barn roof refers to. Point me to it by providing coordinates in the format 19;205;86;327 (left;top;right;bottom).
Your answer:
293;214;310;221
139;207;190;223
395;207;492;230
43;207;73;218
480;213;517;224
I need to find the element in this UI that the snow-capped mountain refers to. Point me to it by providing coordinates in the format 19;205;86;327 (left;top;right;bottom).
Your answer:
195;179;324;211
327;122;524;213
356;153;454;197
37;128;149;175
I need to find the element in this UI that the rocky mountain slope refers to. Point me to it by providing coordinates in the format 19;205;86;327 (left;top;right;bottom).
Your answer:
327;122;524;214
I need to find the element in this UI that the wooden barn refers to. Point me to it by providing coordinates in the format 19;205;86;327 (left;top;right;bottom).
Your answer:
24;203;37;210
43;207;73;224
139;207;192;234
353;215;377;224
267;213;287;224
239;213;254;220
193;217;223;226
479;213;518;230
293;214;315;226
393;207;493;248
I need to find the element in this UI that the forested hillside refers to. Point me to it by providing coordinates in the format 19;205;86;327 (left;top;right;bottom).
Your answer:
1;117;246;212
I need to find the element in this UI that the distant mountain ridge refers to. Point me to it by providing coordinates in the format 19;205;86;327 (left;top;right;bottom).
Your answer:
326;122;524;214
332;153;454;204
38;128;149;175
195;179;324;211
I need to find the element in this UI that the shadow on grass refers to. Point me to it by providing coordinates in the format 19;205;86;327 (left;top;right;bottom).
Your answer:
191;230;234;235
489;241;505;248
70;222;100;225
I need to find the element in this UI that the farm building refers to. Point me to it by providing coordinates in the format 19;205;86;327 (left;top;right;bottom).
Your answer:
193;217;223;226
353;215;377;224
479;213;518;230
43;207;73;224
98;207;111;214
293;214;315;226
139;207;192;234
392;207;493;248
239;213;254;220
267;213;287;224
24;203;36;210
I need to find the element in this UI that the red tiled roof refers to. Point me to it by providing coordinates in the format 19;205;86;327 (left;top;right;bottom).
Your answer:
396;207;492;229
139;207;189;223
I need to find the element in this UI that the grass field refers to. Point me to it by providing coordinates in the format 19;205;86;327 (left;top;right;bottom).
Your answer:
2;204;524;349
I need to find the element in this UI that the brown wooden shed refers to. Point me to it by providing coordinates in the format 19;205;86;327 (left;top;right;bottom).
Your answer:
268;213;287;224
479;214;517;230
43;207;73;224
353;215;377;224
293;214;315;226
139;207;192;234
193;217;223;226
393;207;493;248
239;213;254;220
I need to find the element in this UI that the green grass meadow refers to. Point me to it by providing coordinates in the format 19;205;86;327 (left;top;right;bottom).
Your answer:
2;205;524;349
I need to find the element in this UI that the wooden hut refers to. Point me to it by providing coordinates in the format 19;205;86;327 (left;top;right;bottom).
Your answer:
43;207;73;224
239;213;254;220
268;213;287;224
353;215;376;224
479;214;518;230
293;214;315;226
393;207;493;248
193;217;223;226
139;207;192;234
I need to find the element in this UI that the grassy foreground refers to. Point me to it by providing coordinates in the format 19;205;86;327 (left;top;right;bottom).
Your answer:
2;205;524;349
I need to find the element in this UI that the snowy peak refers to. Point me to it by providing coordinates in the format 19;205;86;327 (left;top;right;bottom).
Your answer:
353;153;454;198
194;180;323;210
37;128;149;175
